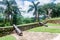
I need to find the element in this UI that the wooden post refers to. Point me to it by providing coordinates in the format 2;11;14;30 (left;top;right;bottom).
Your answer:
13;24;23;36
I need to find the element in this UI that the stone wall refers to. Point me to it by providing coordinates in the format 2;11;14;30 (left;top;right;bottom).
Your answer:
0;22;41;36
47;20;60;24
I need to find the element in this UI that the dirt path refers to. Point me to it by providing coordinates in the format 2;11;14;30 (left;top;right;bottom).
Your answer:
11;31;58;40
51;34;60;40
11;33;26;40
11;26;60;40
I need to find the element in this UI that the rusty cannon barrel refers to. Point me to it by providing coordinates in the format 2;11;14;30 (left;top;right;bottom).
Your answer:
13;24;23;36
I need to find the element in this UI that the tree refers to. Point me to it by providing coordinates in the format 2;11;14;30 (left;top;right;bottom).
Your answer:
41;0;56;18
42;3;56;18
4;0;21;25
51;3;60;17
12;6;22;25
42;3;60;18
28;1;40;22
55;3;60;17
37;5;46;21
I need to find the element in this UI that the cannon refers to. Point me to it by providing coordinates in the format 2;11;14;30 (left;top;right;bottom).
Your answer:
39;22;48;27
13;24;23;36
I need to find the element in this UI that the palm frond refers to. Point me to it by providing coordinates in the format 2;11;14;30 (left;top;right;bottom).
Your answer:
36;2;40;6
28;7;34;13
31;1;36;6
29;5;34;8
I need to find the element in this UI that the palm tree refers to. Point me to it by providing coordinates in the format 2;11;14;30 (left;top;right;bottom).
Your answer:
28;1;40;22
4;0;13;25
12;6;21;25
4;0;21;25
0;7;4;14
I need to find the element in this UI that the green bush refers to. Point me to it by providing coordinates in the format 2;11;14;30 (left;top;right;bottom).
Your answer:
5;22;10;26
23;18;35;24
17;17;35;25
17;16;24;25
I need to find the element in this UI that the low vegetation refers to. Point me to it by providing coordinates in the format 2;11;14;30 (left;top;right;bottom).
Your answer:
0;35;16;40
48;17;60;20
47;23;60;26
27;27;60;33
27;23;60;33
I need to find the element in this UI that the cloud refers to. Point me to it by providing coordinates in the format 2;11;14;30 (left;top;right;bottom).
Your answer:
15;0;32;11
15;0;33;17
0;0;2;1
55;0;60;3
15;0;52;17
21;1;33;17
15;0;52;10
15;0;23;8
15;0;60;17
38;0;51;5
23;1;32;11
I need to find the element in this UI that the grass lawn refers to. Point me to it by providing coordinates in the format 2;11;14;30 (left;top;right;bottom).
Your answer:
47;23;60;26
27;23;60;33
48;17;60;20
0;35;16;40
27;27;60;33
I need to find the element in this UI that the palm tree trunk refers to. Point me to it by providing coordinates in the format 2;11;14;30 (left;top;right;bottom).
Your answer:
35;11;39;22
9;15;13;25
38;13;40;22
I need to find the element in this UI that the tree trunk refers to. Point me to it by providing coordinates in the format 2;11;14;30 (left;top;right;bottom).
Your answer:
35;12;38;22
48;9;52;18
13;14;17;25
35;6;39;22
9;15;13;25
38;14;40;22
35;11;39;22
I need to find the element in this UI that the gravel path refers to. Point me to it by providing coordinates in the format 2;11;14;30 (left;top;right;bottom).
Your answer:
11;31;58;40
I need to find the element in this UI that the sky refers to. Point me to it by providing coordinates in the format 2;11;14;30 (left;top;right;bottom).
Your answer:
15;0;60;18
0;0;60;18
